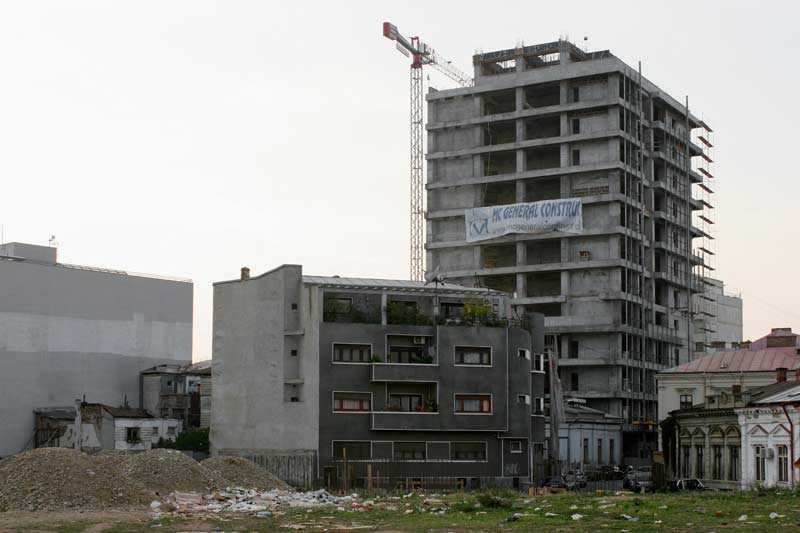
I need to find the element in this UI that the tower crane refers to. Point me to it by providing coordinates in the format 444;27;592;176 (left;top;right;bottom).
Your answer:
382;22;472;281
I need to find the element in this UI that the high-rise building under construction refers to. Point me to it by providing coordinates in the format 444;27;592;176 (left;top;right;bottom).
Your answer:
425;39;716;462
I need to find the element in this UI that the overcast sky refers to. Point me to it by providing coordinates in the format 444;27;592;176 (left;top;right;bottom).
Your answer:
1;1;797;359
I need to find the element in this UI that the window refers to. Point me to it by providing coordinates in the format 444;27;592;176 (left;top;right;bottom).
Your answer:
167;426;176;436
333;392;371;412
728;446;740;481
754;445;765;482
517;394;530;405
712;445;723;479
679;394;693;410
571;149;581;166
454;394;492;414
333;343;371;363
126;427;141;443
569;340;579;358
533;353;545;372
778;445;789;483
583;438;589;463
333;441;371;460
533;397;544;416
510;440;523;454
609;438;615;465
152;427;159;437
291;349;298;356
389;394;423;412
328;297;352;313
291;303;298;310
394;441;425;460
682;446;691;477
572;118;580;134
518;348;530;360
451;442;487;461
597;439;603;465
455;346;491;366
570;373;579;391
572;86;580;102
695;446;704;478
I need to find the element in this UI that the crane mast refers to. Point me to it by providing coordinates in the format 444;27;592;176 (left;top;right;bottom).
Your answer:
382;22;472;281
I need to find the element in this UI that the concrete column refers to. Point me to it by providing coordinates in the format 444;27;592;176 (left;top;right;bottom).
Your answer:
516;242;527;298
380;293;387;325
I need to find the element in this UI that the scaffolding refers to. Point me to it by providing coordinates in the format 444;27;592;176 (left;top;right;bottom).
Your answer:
691;121;717;356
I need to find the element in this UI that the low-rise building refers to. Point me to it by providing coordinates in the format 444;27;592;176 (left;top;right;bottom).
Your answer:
666;373;800;489
210;264;546;489
550;398;623;469
140;360;212;430
33;402;182;452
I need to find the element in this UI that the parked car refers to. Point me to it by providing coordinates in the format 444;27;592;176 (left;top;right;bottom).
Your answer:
629;471;654;493
540;476;567;489
565;469;587;488
664;478;708;492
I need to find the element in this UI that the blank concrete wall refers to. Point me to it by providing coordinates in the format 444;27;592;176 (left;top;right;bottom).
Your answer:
0;260;192;456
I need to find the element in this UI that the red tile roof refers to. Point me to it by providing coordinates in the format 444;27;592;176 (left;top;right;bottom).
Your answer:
662;347;800;374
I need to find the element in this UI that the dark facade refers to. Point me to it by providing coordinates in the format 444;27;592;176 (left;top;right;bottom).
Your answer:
316;287;546;488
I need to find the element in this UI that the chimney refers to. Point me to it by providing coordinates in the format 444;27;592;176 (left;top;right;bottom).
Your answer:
776;367;788;383
241;267;250;280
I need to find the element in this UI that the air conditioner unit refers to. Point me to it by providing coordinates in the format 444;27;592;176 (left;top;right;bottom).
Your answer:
767;448;775;460
413;336;426;345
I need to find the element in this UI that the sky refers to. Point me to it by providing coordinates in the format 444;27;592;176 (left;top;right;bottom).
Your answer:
1;1;798;360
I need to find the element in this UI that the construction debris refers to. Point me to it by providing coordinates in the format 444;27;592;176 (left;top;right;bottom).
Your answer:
0;447;291;512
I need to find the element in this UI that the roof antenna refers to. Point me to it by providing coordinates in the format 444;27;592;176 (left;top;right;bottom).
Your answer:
583;36;589;52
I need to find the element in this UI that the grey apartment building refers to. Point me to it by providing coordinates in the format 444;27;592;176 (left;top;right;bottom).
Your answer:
425;40;714;461
210;264;546;488
0;242;193;456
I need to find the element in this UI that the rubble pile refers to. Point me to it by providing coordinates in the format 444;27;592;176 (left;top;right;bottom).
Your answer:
0;449;294;512
0;448;151;512
152;488;359;517
201;456;291;491
107;449;220;495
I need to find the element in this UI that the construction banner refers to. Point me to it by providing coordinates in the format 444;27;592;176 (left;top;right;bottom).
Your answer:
464;198;583;243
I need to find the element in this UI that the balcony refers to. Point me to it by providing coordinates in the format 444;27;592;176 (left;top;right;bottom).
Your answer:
372;363;440;382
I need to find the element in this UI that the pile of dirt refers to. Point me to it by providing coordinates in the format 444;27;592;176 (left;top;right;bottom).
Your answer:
108;449;220;495
201;456;292;491
0;449;294;512
0;448;151;512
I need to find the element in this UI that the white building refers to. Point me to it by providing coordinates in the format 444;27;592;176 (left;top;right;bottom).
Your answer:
0;242;193;456
670;377;800;489
656;346;800;425
34;403;182;451
548;398;623;468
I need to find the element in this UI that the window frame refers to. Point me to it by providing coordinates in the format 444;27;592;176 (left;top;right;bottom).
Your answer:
393;441;426;461
454;345;492;367
510;440;523;454
450;441;488;462
533;397;545;416
332;440;372;461
332;342;373;364
388;393;424;413
532;352;545;372
126;427;141;443
454;393;492;415
754;445;765;482
332;391;372;413
679;394;693;410
778;445;789;483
